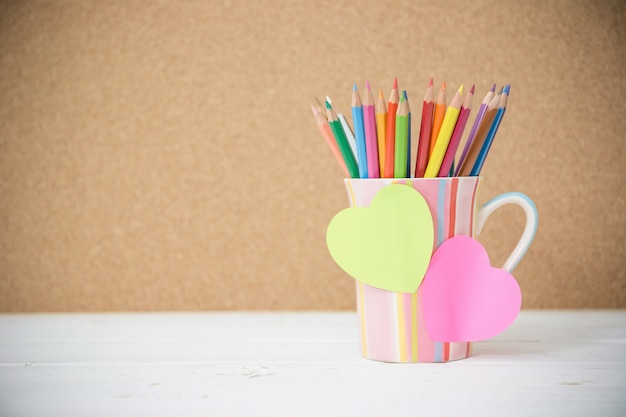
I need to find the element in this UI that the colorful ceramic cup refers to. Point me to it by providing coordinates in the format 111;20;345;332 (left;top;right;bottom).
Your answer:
345;177;538;362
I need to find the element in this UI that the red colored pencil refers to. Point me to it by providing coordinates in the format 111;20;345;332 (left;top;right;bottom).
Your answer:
414;78;435;178
438;85;474;177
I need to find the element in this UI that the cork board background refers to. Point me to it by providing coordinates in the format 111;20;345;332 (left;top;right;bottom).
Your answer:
1;0;624;312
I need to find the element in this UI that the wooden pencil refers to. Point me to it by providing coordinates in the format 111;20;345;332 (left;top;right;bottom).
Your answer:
429;81;447;158
438;85;474;177
327;95;358;159
363;81;380;178
351;84;368;178
470;84;509;176
314;97;327;120
394;94;409;178
424;85;464;178
456;91;501;176
326;101;359;178
375;89;387;174
414;78;434;178
404;90;412;177
311;104;349;176
383;78;399;178
455;84;495;175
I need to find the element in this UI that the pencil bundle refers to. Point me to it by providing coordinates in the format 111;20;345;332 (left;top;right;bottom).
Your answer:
311;79;510;179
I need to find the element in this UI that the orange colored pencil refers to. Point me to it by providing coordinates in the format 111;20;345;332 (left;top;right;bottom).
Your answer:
311;105;349;176
424;85;464;178
429;81;447;157
414;78;435;178
375;89;387;174
383;78;399;178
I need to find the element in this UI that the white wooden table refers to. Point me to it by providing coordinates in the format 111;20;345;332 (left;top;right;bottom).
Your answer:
0;311;624;416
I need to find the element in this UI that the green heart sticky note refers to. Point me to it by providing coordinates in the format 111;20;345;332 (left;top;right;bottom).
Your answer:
326;184;434;293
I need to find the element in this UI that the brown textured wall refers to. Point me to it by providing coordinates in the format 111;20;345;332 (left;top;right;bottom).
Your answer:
0;0;624;311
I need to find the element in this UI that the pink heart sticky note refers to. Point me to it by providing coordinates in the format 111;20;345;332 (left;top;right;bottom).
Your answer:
420;236;521;342
326;184;434;293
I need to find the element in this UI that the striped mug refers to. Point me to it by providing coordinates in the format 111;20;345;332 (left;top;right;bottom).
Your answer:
344;177;538;362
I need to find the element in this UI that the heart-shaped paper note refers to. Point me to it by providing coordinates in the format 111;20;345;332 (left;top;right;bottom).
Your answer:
326;184;434;293
420;235;522;342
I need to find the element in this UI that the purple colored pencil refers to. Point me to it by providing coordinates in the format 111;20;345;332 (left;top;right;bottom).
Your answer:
455;84;495;176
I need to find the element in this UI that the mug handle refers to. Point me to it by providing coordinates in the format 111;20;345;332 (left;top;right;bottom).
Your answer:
475;192;538;273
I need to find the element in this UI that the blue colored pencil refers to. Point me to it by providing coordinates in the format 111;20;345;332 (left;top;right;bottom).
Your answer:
351;84;368;178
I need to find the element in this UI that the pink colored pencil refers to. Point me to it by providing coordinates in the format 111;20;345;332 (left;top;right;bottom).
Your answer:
455;83;495;176
363;81;380;178
414;78;435;177
311;105;349;176
438;85;474;177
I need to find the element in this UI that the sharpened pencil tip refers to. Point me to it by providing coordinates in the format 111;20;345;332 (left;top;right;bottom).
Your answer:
325;100;332;109
429;77;433;87
458;84;464;94
378;89;384;99
366;80;371;90
441;81;446;89
326;96;332;104
470;84;475;94
392;78;398;89
353;83;357;91
403;90;408;99
490;83;496;92
311;104;318;114
503;84;510;94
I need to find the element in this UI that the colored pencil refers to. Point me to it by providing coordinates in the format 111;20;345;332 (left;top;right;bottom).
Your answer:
327;95;358;159
456;90;501;176
326;101;359;178
394;94;409;178
414;78;434;178
383;78;399;178
314;97;327;120
438;85;474;177
404;90;412;177
424;85;464;178
455;84;495;175
311;105;349;176
375;89;387;174
363;81;380;178
429;81;447;158
351;84;368;178
470;84;509;176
